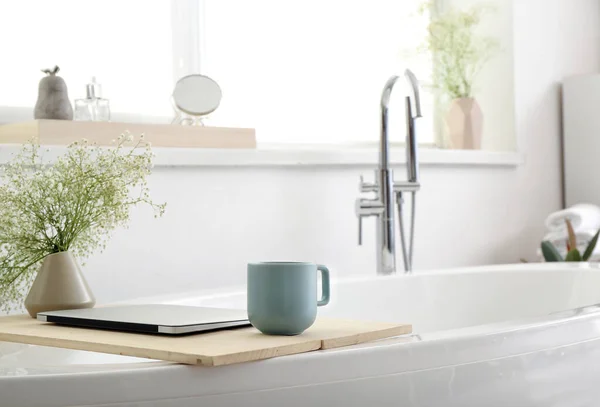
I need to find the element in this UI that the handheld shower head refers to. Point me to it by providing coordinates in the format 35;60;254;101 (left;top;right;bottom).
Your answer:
404;69;422;118
403;70;421;183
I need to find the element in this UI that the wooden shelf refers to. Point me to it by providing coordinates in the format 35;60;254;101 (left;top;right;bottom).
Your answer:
0;120;256;149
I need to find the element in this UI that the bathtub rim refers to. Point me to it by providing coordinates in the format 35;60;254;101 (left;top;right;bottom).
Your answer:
1;262;600;377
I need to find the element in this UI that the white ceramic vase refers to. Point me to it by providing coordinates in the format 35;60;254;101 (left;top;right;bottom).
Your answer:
445;97;483;149
24;251;95;318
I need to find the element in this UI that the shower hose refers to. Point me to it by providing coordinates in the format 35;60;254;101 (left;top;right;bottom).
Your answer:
397;191;416;273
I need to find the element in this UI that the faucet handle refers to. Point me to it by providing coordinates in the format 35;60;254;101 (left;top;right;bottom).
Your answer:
355;198;384;246
393;181;420;193
359;175;378;193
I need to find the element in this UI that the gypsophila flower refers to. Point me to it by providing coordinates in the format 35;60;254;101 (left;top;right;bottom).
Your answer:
419;2;498;100
0;132;166;312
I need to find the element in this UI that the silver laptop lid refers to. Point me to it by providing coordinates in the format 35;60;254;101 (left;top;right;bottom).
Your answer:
37;304;249;334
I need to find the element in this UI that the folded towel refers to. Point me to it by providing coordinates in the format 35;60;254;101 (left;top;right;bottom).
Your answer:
543;229;597;246
545;204;600;233
542;228;600;256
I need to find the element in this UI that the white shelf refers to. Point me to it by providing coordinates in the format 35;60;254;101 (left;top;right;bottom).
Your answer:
0;144;524;168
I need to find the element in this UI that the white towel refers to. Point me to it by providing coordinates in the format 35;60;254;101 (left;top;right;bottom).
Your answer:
545;204;600;233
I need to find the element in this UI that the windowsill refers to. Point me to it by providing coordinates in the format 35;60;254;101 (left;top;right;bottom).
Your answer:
0;108;522;168
0;143;524;168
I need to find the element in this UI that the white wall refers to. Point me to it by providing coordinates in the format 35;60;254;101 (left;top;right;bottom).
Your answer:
510;0;600;248
23;0;600;303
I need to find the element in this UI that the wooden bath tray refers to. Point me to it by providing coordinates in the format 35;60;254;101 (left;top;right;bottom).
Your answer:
0;315;411;367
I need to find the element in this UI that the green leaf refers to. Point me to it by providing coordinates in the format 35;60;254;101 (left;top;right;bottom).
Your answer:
583;229;600;261
541;241;563;262
565;249;582;262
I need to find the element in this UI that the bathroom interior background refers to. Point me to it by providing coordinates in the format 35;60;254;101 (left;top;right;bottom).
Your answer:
0;0;598;303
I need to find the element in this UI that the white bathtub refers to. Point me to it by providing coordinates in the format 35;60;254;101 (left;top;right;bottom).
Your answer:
3;263;600;406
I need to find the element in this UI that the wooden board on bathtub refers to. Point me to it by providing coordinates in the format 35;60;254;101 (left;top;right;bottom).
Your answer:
0;316;411;366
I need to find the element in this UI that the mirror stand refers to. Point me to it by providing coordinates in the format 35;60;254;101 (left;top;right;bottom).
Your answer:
171;99;208;126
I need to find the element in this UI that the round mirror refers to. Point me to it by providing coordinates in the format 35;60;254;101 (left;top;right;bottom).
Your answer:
172;74;222;117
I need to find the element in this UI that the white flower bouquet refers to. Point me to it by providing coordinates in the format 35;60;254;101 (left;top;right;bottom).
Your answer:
0;133;165;311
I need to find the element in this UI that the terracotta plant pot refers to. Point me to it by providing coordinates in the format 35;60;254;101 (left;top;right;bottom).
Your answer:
24;252;95;318
445;97;483;149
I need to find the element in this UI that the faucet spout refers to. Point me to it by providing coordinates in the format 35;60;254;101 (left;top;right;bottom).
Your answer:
357;70;422;275
404;69;422;118
379;71;422;170
379;76;401;170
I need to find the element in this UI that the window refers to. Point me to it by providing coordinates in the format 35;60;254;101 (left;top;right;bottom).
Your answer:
0;0;174;118
0;1;434;144
201;1;434;144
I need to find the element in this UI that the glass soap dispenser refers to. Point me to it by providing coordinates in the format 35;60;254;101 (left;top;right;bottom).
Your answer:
74;77;110;121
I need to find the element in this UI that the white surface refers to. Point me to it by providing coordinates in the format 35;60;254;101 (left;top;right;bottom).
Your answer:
563;74;600;207
4;263;600;406
0;144;523;167
77;163;527;303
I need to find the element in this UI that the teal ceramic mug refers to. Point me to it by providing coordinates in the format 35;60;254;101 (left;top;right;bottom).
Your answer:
247;262;330;335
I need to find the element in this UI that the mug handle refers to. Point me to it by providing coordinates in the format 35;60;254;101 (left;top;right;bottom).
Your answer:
317;264;330;306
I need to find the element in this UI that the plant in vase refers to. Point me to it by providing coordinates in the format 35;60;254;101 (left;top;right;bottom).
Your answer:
541;220;600;262
0;134;165;316
420;2;498;149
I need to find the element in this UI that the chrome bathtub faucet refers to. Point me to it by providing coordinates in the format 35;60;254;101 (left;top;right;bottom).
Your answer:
356;70;422;275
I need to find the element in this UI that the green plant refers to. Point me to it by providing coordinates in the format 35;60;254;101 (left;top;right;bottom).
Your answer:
541;219;600;262
420;2;498;100
0;134;166;311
